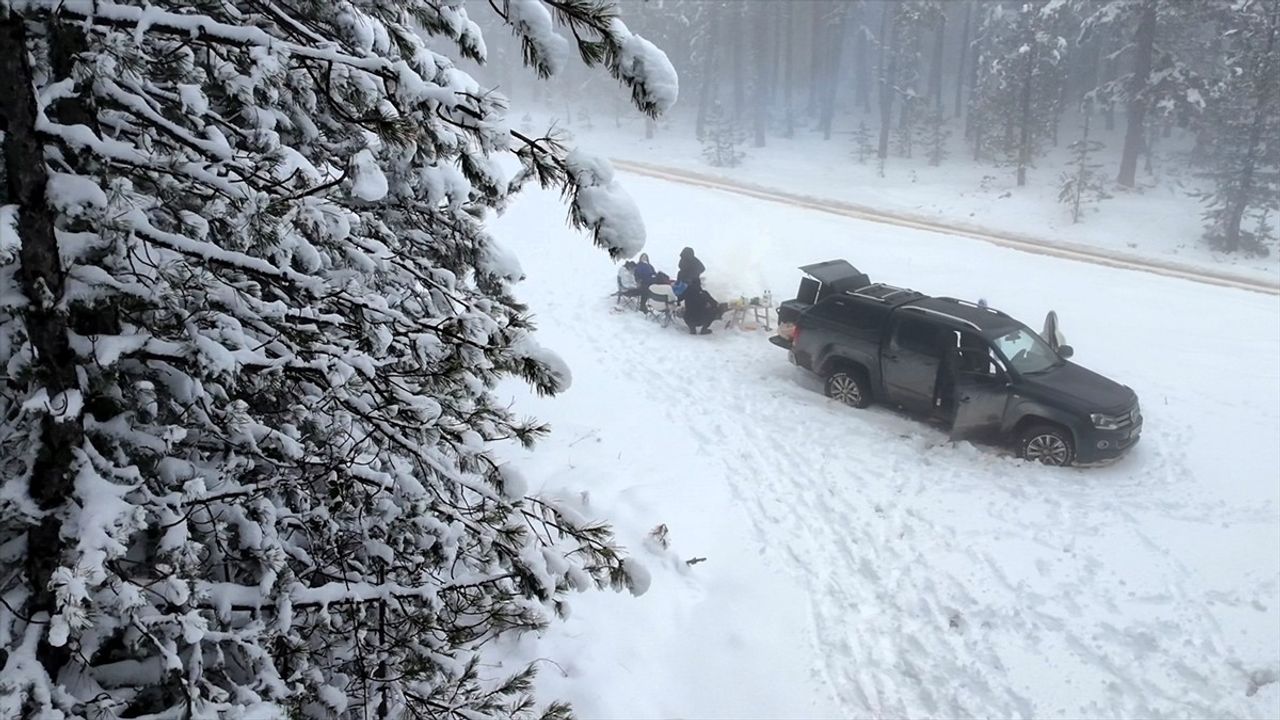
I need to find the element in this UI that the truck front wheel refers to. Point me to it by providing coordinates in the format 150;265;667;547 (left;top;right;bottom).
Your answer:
1018;424;1076;467
825;370;871;409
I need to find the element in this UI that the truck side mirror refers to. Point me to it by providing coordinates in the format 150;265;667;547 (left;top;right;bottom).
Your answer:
1058;345;1074;359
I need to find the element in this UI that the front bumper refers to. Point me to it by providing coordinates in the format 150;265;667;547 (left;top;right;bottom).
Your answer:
1075;420;1143;465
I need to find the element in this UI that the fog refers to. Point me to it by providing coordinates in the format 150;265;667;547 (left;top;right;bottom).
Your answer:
466;0;1279;259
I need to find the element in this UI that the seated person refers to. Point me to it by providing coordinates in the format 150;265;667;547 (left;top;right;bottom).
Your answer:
633;253;657;288
617;261;640;299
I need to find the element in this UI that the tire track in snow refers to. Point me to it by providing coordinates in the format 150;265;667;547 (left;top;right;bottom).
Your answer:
610;159;1280;297
593;302;1270;718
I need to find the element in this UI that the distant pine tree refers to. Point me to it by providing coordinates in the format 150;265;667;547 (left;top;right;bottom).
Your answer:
1059;112;1112;223
851;121;875;164
702;101;745;167
1196;0;1280;255
894;95;922;158
923;109;952;166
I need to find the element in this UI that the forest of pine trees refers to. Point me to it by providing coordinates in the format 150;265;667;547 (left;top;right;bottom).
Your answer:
499;0;1280;256
0;0;674;717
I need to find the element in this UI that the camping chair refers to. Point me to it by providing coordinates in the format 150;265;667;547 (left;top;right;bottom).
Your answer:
615;277;643;310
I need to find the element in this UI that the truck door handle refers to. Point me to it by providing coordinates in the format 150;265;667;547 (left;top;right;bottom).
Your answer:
885;353;898;361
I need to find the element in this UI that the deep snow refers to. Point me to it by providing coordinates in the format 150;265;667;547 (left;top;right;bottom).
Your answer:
490;171;1280;718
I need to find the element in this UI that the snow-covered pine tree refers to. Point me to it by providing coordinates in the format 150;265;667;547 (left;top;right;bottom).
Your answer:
0;1;675;718
1059;110;1111;222
968;2;1021;162
886;1;935;159
702;100;745;167
1079;0;1204;187
894;94;920;158
1197;0;1280;255
923;108;952;167
968;1;1068;185
850;120;875;164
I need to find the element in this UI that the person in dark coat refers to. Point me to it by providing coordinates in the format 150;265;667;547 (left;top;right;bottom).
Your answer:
677;247;705;292
685;288;726;335
677;248;716;334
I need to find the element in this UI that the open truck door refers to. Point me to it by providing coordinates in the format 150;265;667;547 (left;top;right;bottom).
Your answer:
1042;311;1064;352
949;340;1012;441
1041;310;1074;359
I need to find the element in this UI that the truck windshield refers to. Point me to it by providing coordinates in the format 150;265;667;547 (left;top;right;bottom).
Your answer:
992;327;1061;375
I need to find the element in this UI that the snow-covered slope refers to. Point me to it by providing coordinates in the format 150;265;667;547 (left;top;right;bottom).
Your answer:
491;172;1280;719
558;118;1280;285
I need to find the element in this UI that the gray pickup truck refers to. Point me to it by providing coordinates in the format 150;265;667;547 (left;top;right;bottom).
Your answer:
770;260;1141;466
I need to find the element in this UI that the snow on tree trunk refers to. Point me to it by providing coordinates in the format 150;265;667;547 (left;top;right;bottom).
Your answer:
0;1;676;718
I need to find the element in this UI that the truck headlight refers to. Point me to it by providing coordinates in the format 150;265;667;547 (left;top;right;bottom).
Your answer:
1091;413;1121;430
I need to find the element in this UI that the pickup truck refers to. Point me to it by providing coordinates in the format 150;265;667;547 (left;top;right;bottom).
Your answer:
770;260;1141;466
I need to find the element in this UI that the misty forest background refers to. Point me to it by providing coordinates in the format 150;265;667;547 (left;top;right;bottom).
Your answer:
473;0;1280;257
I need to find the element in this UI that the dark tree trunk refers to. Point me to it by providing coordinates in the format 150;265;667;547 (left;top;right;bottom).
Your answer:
965;8;983;140
695;3;721;141
732;5;746;119
929;11;946;113
878;4;897;159
955;0;973;118
784;1;795;137
855;9;872;113
1117;0;1158;186
808;0;826;116
772;0;784;107
819;6;847;140
0;14;82;681
1096;26;1118;131
753;2;770;147
1017;39;1036;187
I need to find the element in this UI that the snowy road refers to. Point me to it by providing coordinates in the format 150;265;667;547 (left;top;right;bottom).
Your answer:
611;158;1280;297
492;173;1280;719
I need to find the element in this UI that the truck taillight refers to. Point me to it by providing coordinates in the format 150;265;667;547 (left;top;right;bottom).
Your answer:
778;322;797;341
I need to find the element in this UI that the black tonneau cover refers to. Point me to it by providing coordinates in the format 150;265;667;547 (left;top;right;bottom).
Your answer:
799;260;871;295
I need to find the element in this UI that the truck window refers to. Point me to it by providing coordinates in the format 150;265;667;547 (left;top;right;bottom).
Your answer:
892;318;941;355
798;277;820;305
957;332;1004;377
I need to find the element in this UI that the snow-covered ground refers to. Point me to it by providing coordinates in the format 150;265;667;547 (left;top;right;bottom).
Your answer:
526;111;1280;286
489;170;1280;718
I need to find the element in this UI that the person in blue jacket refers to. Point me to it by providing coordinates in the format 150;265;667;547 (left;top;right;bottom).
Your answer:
633;253;656;288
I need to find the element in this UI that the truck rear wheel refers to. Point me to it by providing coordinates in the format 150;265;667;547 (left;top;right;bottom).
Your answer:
1018;424;1075;467
825;370;871;409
